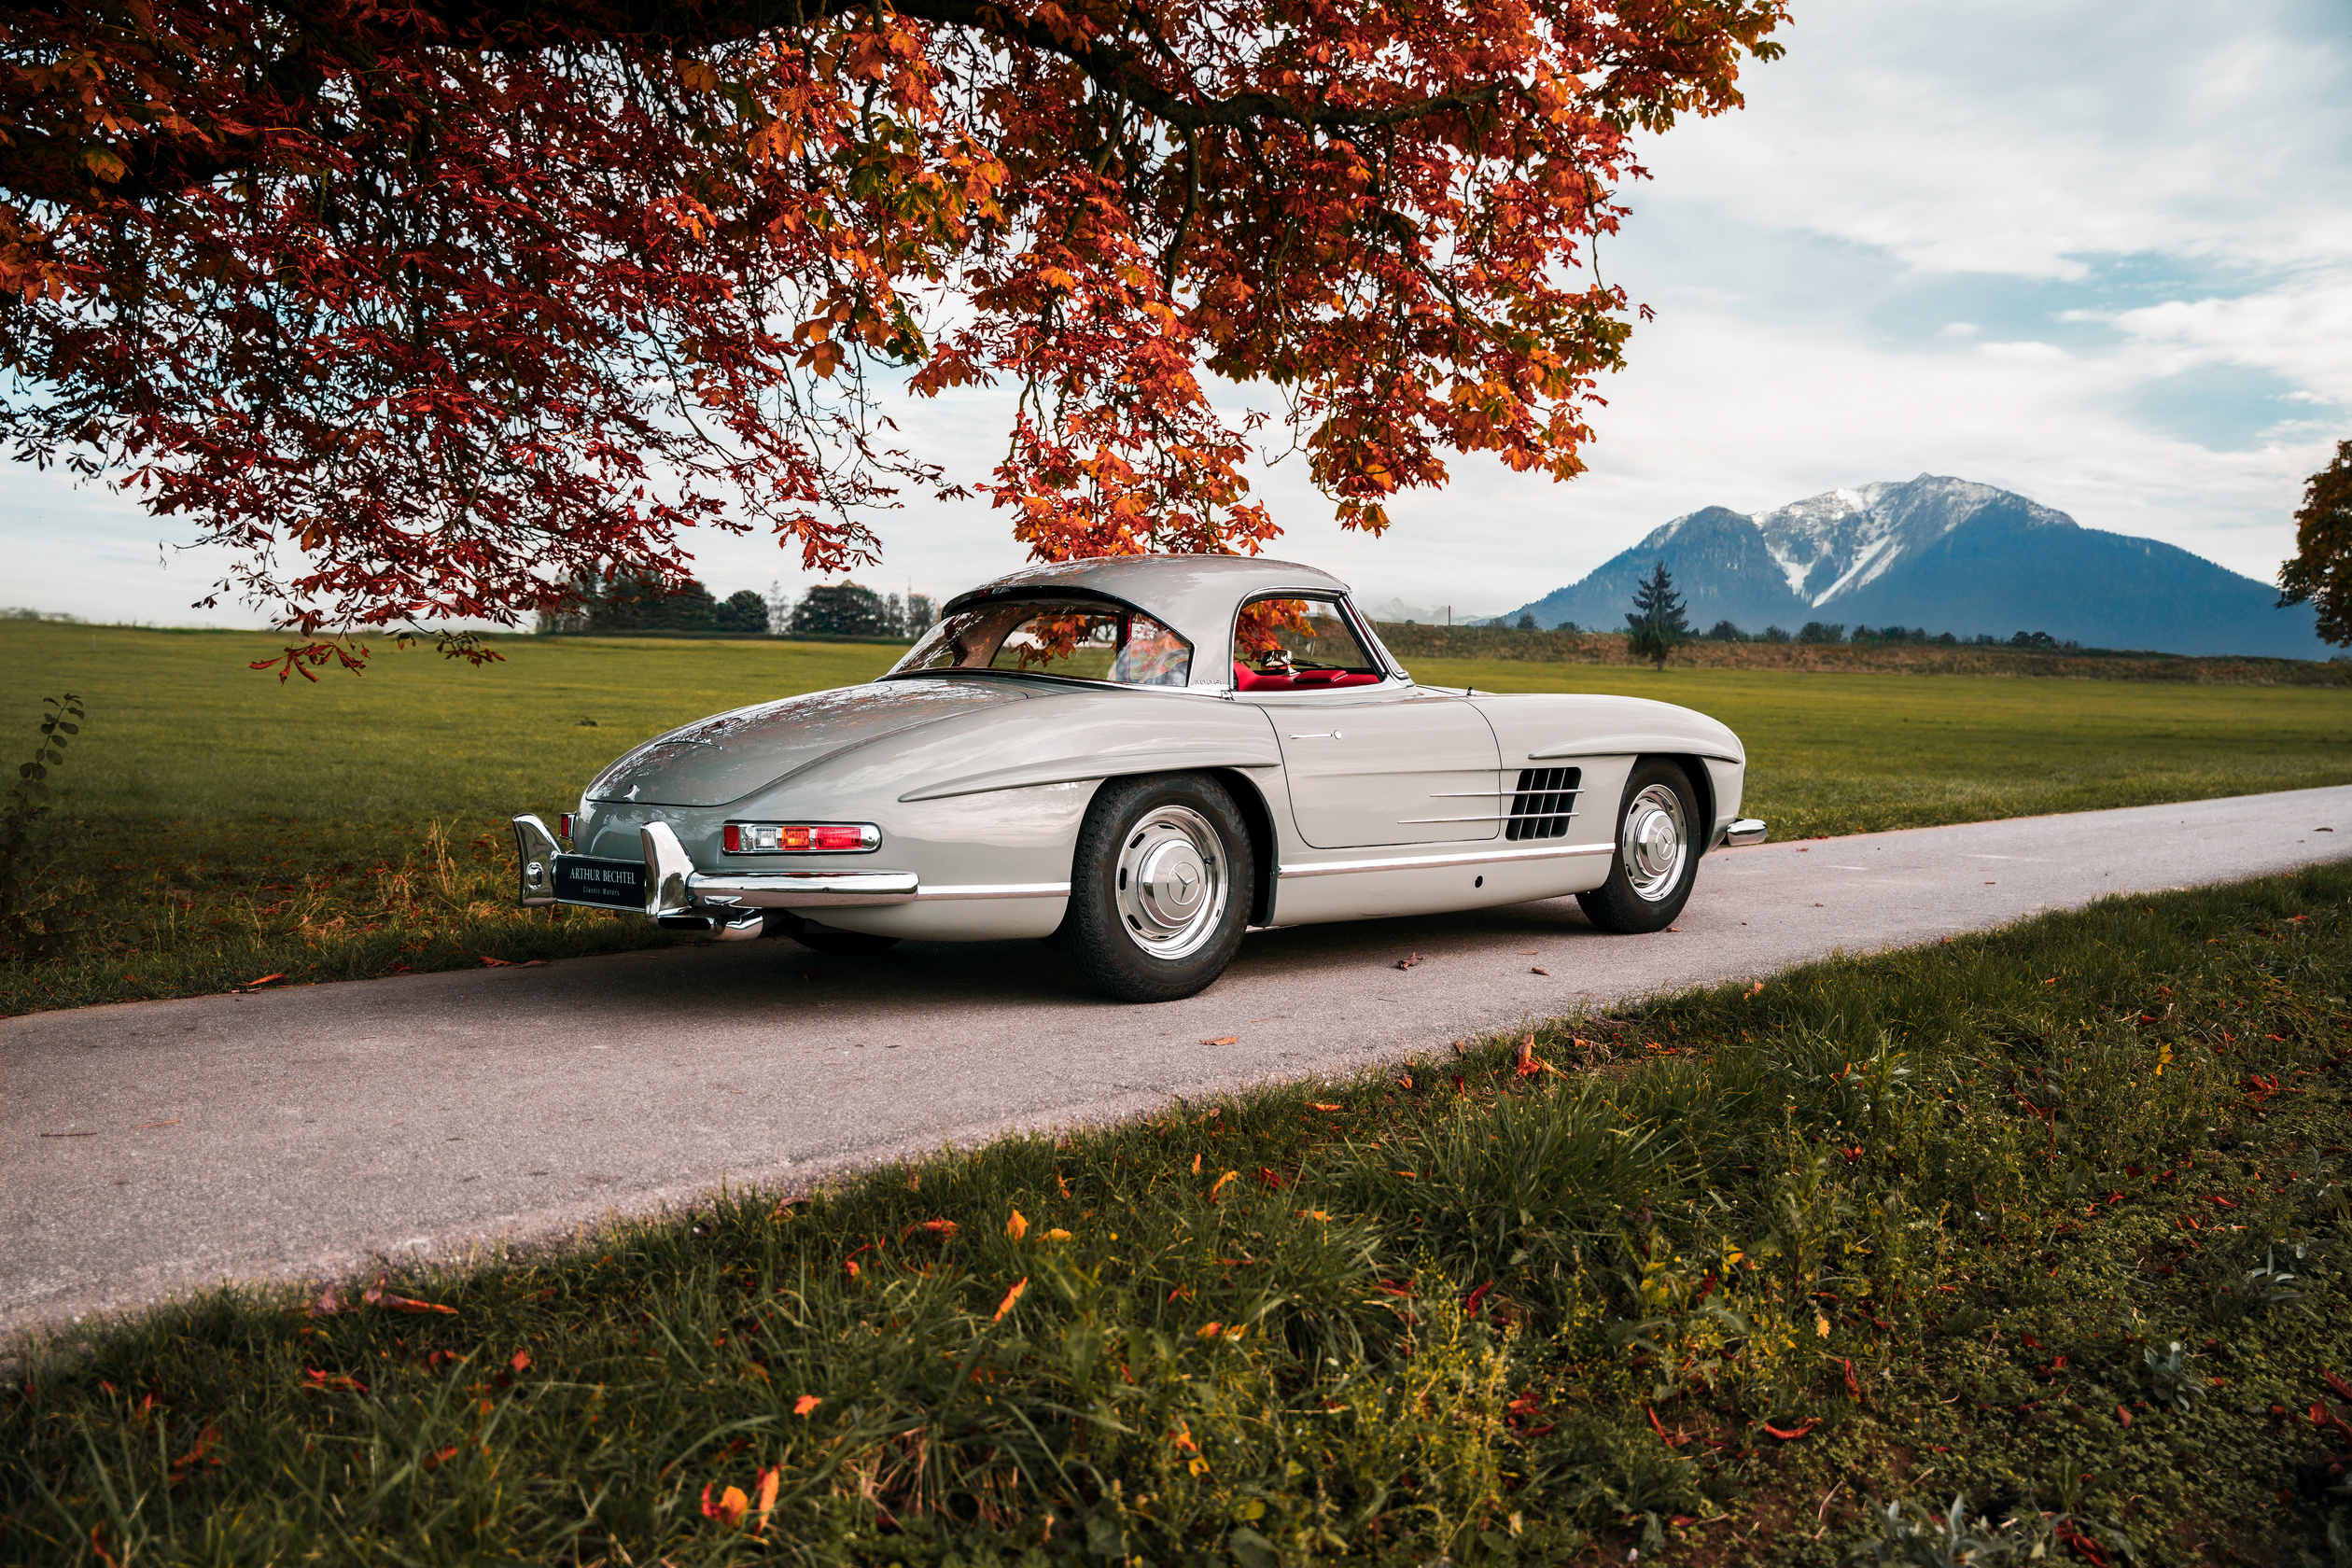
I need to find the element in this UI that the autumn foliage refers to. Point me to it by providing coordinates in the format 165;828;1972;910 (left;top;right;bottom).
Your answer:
2;0;1787;661
2279;439;2352;646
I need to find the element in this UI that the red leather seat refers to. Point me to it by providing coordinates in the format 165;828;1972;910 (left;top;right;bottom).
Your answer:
1231;661;1379;692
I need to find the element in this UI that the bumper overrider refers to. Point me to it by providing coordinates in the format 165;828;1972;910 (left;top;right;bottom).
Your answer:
511;815;917;936
1717;818;1768;848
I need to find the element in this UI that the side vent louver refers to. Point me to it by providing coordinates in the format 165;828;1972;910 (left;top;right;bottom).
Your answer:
1505;766;1581;841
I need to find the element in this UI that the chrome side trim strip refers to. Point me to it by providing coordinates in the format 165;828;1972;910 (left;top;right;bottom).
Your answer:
1279;841;1614;878
914;881;1071;901
1397;812;1581;826
1422;789;1586;800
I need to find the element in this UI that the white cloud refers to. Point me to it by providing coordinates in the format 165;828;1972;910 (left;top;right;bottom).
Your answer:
2075;276;2352;404
1648;0;2352;279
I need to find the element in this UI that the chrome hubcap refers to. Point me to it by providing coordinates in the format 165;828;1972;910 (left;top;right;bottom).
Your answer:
1115;805;1227;959
1620;784;1688;902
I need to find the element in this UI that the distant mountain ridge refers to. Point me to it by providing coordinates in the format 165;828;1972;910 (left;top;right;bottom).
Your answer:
1491;475;2328;660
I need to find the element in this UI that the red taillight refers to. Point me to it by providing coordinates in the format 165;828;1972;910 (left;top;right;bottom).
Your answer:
558;813;574;842
722;821;876;854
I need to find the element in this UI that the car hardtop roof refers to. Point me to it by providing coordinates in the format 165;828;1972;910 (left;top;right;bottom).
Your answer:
940;555;1363;687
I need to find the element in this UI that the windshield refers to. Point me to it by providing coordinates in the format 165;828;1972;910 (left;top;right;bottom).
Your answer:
887;597;1194;688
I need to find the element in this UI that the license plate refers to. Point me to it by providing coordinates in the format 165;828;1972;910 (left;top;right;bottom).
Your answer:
553;854;645;910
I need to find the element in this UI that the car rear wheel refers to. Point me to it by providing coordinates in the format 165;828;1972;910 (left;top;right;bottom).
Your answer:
1057;773;1253;1002
1576;760;1701;934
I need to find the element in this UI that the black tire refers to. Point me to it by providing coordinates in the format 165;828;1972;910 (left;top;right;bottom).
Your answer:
1055;773;1254;1002
1575;760;1702;934
763;911;901;955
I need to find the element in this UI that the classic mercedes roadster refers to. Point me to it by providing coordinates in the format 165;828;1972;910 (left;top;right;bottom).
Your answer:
513;555;1764;1001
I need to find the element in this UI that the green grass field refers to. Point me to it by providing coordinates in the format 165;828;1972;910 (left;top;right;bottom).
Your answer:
7;865;2349;1565
2;622;2349;1015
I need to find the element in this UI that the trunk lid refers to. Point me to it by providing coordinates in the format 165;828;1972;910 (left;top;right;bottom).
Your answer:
585;679;1029;807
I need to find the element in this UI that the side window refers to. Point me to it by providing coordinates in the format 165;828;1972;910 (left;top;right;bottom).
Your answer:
1231;596;1385;691
1109;614;1191;687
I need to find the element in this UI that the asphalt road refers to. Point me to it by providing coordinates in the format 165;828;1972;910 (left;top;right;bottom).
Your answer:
8;785;2350;1337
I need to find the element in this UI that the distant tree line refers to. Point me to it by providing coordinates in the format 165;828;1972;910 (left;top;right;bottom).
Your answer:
1695;620;2073;651
786;582;936;639
536;575;936;639
1592;562;2080;668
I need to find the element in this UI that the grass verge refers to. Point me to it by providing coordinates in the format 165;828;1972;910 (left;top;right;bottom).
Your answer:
5;619;2351;1013
7;866;2352;1565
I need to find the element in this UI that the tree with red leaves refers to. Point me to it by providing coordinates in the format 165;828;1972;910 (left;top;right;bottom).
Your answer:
2279;439;2352;646
2;0;1786;673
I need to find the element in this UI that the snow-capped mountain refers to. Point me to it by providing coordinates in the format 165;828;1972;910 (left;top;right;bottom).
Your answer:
1486;475;2325;659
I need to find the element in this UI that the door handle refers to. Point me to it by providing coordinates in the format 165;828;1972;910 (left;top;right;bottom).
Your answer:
1286;731;1343;740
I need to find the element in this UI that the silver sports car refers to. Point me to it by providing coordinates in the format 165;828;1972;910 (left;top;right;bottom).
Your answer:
513;555;1764;1001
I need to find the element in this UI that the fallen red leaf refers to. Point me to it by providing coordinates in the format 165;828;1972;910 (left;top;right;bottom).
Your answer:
1201;1035;1238;1046
167;1421;224;1483
1393;953;1421;970
1761;1417;1817;1441
363;1277;457;1315
992;1277;1028;1322
2116;1404;2133;1428
1646;1406;1689;1447
301;1368;367;1393
701;1482;749;1527
1463;1280;1494;1319
245;973;286;987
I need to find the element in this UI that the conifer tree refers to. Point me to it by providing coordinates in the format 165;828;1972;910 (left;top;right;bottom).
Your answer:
1625;562;1689;670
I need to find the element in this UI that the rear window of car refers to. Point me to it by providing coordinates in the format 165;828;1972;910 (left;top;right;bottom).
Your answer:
887;598;1194;688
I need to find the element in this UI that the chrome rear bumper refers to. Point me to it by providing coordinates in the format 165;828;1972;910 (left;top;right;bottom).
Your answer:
1717;818;1768;848
511;815;919;918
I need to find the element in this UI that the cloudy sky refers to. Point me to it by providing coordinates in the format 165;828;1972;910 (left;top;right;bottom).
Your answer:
6;0;2345;625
